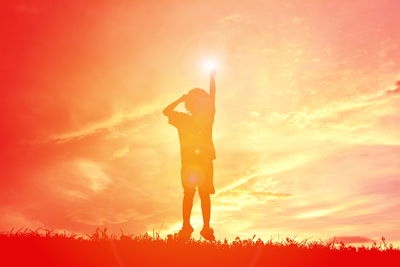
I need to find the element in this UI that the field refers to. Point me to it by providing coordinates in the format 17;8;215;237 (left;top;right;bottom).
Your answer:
1;228;399;266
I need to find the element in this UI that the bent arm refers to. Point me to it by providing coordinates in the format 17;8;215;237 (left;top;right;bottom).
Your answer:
162;94;186;116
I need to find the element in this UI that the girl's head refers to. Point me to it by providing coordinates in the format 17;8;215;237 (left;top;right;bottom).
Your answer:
184;88;212;115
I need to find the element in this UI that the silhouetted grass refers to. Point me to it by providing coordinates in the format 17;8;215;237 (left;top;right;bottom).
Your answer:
1;228;398;266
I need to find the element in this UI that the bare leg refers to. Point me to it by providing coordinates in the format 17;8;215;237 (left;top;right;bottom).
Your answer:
182;191;195;228
199;193;211;229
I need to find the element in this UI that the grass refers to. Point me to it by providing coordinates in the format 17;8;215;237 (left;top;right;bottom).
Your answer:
0;228;399;266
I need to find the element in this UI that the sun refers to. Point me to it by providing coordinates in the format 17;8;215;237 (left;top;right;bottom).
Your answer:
202;59;218;72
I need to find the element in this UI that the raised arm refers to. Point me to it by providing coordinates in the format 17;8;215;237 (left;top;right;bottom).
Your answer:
209;70;217;108
162;94;186;116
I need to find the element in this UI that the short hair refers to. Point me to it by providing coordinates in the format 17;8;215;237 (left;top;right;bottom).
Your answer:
184;88;212;114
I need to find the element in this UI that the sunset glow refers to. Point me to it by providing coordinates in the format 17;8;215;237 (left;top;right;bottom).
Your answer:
1;0;400;247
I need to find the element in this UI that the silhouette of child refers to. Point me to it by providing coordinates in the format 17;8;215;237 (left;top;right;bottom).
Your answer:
163;70;217;241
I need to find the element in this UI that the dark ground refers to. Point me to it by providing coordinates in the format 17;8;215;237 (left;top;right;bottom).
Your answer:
0;228;399;267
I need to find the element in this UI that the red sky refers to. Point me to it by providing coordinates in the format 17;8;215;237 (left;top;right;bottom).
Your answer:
1;0;400;245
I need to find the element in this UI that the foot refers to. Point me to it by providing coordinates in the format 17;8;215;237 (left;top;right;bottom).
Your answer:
200;227;215;241
176;225;194;240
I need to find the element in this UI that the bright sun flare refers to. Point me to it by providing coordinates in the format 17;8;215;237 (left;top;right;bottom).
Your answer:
203;59;218;72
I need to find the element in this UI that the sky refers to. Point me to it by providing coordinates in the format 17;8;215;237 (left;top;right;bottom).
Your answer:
1;0;400;245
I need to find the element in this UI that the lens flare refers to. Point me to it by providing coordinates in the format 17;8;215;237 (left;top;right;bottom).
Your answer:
203;59;218;72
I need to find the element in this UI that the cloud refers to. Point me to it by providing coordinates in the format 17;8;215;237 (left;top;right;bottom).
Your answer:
0;210;43;231
40;159;112;202
300;198;390;221
41;100;163;144
386;81;400;94
214;190;292;212
76;160;110;192
110;146;131;160
218;190;291;198
250;191;292;198
387;88;400;94
218;14;243;25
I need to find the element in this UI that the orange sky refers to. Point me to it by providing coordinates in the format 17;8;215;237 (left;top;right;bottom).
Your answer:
1;0;400;245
